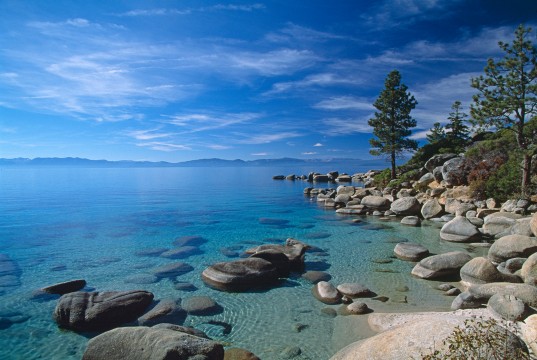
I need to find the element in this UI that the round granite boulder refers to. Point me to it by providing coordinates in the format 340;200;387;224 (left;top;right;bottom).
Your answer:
54;290;154;332
439;216;481;242
520;253;537;285
411;251;472;279
82;326;224;360
394;242;429;262
390;197;421;216
487;293;528;321
201;258;279;291
361;196;391;211
531;212;537;237
312;281;341;304
421;199;443;219
460;257;521;285
336;283;374;298
182;296;222;316
488;235;537;264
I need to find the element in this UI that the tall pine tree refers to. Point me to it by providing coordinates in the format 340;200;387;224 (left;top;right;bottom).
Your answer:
426;122;446;144
369;70;418;179
471;24;537;194
445;100;470;153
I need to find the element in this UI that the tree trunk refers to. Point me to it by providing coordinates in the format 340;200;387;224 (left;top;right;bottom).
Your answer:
522;153;532;195
391;150;396;180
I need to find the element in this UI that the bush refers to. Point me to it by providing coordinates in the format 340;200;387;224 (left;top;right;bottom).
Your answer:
420;317;529;360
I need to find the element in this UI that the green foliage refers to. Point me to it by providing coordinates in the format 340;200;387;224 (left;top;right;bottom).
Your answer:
465;130;522;201
369;70;418;180
445;101;470;153
372;168;392;188
471;24;537;192
420;317;529;360
426;122;446;144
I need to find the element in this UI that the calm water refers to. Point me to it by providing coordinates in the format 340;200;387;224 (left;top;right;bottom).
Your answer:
0;167;477;359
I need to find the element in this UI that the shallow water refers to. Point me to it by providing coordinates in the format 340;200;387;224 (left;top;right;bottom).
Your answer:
0;167;481;359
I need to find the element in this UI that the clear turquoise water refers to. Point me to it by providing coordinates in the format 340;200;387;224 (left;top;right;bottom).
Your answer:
0;167;480;359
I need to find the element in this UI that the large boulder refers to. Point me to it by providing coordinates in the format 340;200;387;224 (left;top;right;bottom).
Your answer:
201;258;279;291
54;290;154;332
424;153;458;172
460;257;521;285
330;314;526;360
336;283;374;298
531;212;537;237
521;252;537;285
441;157;467;186
41;279;86;295
82;326;224;360
487;294;528;321
488;234;537;264
421;199;443;219
411;251;472;279
482;212;523;238
312;281;341;304
511;217;535;237
439;216;481;242
394;242;429;262
360;196;391;211
390;197;421;216
245;242;307;271
467;282;537;307
137;299;186;326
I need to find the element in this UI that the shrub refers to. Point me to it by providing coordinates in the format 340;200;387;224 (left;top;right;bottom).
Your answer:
420;317;529;360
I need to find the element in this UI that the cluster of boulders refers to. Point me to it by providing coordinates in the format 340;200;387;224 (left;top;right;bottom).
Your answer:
273;170;358;183
37;275;259;359
201;239;308;291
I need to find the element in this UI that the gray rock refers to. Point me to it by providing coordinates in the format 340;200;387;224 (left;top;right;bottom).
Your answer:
201;258;279;291
54;290;154;332
424;153;458;172
417;172;435;186
421;199;443;219
390;197;421;216
511;217;535;236
301;271;331;284
432;166;444;182
441;157;467;186
444;198;462;215
460;257;521;285
411;251;472;279
361;196;391;210
134;248;168;257
445;288;461;296
137;299;186;326
505;258;527;273
312;281;341;304
488;234;537;264
400;216;421;226
451;291;484;310
280;346;301;359
124;274;159;285
336;283;373;298
151;262;194;279
182;296;222;316
41;279;86;295
531;212;537;237
521;252;537;285
440;216;481;242
335;194;352;204
246;242;306;270
173;236;207;247
394;242;429;262
160;246;202;259
468;282;537;307
151;323;209;339
483;212;522;237
346;302;369;315
82;326;224;360
487;294;528;321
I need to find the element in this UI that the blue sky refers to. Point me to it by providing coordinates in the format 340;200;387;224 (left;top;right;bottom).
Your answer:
0;0;535;162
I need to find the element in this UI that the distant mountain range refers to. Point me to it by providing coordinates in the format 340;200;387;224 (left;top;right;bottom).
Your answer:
0;157;389;169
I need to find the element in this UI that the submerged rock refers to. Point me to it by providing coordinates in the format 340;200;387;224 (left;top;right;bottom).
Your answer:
201;258;279;291
137;299;186;326
312;281;341;304
394;242;429;262
41;279;86;295
54;290;154;332
82;326;224;360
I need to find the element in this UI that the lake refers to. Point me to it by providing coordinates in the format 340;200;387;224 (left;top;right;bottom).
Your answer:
0;166;472;359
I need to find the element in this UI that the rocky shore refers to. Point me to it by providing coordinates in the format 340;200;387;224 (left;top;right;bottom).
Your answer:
276;155;537;359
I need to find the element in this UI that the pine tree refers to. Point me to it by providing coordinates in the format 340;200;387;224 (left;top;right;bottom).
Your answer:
426;122;446;144
445;101;470;153
471;24;537;194
369;70;418;180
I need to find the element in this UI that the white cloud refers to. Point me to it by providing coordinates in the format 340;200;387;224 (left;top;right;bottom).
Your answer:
313;143;324;147
206;144;232;150
125;128;173;140
137;141;191;152
321;117;372;136
314;96;375;111
236;131;302;144
264;73;362;96
266;23;357;44
251;152;269;156
302;152;317;155
165;112;262;133
228;49;318;76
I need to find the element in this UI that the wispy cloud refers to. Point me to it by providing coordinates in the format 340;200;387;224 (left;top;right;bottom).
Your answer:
321;117;373;136
136;141;191;152
264;73;361;96
266;23;358;44
165;112;262;133
313;143;323;147
302;151;317;155
314;96;375;111
228;49;319;76
118;4;265;17
125;128;173;140
251;152;269;156
235;131;302;144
